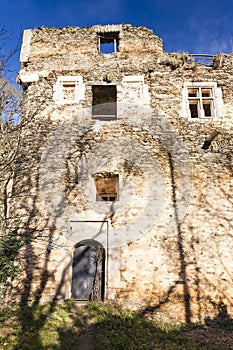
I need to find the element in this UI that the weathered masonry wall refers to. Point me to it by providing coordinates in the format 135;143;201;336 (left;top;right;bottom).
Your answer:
12;24;233;323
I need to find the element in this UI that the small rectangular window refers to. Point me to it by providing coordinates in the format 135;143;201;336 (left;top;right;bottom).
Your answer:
184;82;222;120
92;85;117;120
187;86;214;118
95;173;119;202
98;32;119;53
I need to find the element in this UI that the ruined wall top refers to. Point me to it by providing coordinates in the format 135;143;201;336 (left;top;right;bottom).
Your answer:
18;23;233;129
20;24;163;66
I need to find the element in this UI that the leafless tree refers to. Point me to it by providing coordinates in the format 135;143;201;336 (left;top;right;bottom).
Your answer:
0;28;22;290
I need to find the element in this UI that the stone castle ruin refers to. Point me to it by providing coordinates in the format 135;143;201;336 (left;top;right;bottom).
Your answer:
9;24;233;322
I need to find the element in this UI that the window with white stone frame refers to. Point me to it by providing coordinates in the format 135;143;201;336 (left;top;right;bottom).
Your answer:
53;76;85;104
182;82;223;120
118;75;150;106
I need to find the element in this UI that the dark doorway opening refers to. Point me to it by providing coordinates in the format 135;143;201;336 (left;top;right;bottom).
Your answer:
71;240;105;301
92;85;117;120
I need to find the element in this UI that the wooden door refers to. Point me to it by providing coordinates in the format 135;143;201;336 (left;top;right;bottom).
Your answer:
71;244;104;300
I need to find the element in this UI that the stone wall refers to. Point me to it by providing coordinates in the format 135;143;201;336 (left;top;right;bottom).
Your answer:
11;24;233;322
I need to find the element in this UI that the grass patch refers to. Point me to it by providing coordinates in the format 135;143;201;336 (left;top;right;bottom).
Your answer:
87;302;233;350
0;300;85;350
1;301;233;349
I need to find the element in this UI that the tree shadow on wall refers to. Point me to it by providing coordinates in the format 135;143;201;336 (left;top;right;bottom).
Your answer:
205;301;233;328
141;150;233;326
2;109;77;348
167;152;191;323
4;122;233;349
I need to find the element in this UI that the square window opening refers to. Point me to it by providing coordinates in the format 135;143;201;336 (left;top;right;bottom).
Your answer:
95;173;119;202
201;88;212;98
98;32;119;53
188;88;199;97
92;85;117;120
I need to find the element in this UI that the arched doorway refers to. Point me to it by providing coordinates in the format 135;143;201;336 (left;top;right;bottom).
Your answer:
71;240;105;301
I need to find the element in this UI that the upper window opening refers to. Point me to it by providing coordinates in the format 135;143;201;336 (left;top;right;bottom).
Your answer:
188;88;198;97
202;89;212;97
98;32;119;54
183;82;223;120
92;85;117;120
187;86;214;118
95;173;119;202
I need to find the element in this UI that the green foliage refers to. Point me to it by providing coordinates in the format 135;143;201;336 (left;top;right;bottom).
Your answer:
0;231;24;284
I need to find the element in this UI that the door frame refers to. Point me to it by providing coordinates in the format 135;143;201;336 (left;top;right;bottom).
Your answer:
70;219;109;300
72;239;106;301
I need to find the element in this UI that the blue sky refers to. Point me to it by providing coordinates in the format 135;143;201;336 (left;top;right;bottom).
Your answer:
1;0;233;82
